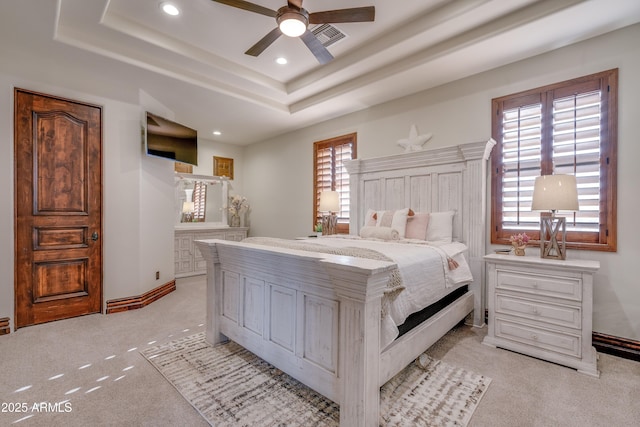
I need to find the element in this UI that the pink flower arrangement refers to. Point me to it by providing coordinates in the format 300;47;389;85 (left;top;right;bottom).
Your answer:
509;232;530;247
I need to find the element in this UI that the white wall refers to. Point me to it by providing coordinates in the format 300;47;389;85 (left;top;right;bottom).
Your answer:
136;91;175;295
0;76;18;328
194;137;245;198
244;24;640;340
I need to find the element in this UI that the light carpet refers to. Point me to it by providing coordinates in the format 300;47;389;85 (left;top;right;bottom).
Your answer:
141;332;490;426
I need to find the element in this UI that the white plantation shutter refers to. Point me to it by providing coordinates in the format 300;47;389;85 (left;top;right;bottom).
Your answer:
552;91;602;233
313;134;357;233
192;181;206;222
500;103;542;232
334;143;352;222
492;69;617;252
315;145;333;194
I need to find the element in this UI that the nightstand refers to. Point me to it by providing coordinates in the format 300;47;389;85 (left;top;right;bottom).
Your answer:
482;254;600;377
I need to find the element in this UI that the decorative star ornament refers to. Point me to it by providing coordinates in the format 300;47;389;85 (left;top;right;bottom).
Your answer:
397;124;432;152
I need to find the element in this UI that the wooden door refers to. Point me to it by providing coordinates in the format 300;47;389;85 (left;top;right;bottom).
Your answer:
14;89;102;328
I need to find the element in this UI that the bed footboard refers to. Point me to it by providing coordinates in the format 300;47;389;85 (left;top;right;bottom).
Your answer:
196;239;396;426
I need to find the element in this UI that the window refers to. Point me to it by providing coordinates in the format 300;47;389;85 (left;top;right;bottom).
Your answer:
313;133;357;234
491;69;617;252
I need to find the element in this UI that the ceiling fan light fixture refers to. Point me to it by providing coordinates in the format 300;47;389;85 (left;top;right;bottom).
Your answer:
277;8;308;37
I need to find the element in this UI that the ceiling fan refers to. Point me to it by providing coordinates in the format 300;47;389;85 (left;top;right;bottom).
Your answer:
211;0;375;64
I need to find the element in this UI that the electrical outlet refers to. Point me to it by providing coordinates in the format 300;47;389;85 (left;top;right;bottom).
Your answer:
155;271;160;280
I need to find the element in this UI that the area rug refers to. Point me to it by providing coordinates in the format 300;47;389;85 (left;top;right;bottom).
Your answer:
141;332;490;426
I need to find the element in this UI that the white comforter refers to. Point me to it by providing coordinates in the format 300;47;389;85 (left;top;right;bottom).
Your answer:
303;236;473;349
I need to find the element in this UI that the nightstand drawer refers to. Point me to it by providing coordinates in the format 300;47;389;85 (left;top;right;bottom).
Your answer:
497;270;582;302
495;318;581;358
496;294;581;329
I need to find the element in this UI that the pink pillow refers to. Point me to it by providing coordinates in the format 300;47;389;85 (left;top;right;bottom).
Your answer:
405;212;430;240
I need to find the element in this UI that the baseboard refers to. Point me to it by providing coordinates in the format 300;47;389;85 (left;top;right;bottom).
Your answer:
106;280;176;314
0;317;10;335
592;332;640;362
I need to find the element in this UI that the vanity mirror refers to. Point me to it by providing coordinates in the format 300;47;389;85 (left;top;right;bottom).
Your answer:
175;173;228;227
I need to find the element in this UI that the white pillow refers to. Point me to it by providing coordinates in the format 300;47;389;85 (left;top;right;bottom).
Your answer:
364;209;377;227
426;210;455;245
376;208;410;238
359;226;400;241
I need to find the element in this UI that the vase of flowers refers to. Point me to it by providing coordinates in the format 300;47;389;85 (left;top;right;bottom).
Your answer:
228;194;249;227
509;232;530;256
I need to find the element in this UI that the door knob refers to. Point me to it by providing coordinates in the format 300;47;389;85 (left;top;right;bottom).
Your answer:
91;232;99;241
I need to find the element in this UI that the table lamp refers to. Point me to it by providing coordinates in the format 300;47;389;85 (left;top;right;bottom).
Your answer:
531;174;579;260
319;191;340;235
182;201;195;223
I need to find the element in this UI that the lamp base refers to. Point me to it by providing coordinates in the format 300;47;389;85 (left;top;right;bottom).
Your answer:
322;213;338;236
540;213;567;260
182;212;194;223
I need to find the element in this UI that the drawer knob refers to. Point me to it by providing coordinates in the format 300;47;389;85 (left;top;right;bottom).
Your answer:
532;334;539;340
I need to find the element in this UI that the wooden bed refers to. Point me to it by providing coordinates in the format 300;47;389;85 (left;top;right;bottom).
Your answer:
196;140;493;426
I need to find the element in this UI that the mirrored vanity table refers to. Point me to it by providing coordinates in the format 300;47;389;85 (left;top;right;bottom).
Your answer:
174;173;248;278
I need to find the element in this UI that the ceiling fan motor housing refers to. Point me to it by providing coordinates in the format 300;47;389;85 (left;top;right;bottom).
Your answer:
277;6;309;37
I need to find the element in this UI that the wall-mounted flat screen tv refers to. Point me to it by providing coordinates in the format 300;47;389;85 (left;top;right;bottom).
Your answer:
145;112;198;166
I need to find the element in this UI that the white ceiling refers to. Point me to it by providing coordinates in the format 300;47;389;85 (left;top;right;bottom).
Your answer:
2;0;640;145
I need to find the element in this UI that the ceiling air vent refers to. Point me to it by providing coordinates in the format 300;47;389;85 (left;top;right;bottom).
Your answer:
312;24;347;48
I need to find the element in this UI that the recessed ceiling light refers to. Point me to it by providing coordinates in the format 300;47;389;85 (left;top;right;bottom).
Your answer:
213;131;222;136
161;2;180;16
276;57;288;65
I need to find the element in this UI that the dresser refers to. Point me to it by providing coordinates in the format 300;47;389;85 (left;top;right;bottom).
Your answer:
175;226;248;278
482;254;600;377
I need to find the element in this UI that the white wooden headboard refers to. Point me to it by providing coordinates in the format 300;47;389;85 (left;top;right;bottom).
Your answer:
344;140;495;327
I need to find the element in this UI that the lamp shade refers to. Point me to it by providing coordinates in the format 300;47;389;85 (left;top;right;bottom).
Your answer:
319;191;340;212
531;174;579;211
182;201;195;213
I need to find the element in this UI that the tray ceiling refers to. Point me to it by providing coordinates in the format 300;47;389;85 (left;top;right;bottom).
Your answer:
2;0;639;144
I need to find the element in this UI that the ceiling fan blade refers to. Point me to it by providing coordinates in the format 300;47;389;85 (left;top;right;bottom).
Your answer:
211;0;277;18
287;0;303;10
300;30;334;65
245;27;283;57
309;6;375;24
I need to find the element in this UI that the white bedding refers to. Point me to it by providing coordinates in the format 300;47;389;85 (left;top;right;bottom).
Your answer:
298;236;473;349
